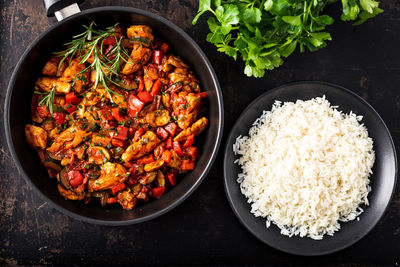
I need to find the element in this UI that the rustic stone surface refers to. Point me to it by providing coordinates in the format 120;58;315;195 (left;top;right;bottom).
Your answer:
0;0;399;265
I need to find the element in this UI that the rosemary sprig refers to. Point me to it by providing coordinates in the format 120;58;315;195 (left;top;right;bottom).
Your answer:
35;86;56;116
54;22;134;100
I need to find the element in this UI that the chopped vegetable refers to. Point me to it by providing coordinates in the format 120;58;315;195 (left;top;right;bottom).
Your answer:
164;122;177;137
111;183;126;194
65;92;81;104
152;186;166;198
137;91;153;103
182;134;194;148
166;173;176;186
128;95;144;117
156;127;169;140
181;159;195;171
150;80;162;96
67;170;84;188
152;50;163;65
114;126;128;141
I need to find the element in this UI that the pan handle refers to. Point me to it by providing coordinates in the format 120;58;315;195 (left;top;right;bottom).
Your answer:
43;0;83;21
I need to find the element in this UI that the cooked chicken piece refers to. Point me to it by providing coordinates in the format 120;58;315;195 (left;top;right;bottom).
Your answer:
42;56;67;77
41;118;56;132
145;109;170;127
143;63;159;80
60;59;89;93
110;88;128;108
168;150;181;169
168;68;193;85
117;189;137;210
36;77;71;94
144;160;164;172
167;56;188;69
25;125;47;149
92;133;112;147
87;146;111;165
58;184;84;200
81;89;104;106
172;91;202;129
121;44;151;75
89;162;127;191
143;63;159;91
47;126;91;153
60;143;87;166
127;25;154;45
121;131;160;162
174;117;208;142
54;96;66;106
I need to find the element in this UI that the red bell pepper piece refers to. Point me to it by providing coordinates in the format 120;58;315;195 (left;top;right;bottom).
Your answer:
128;95;144;117
166;173;176;186
151;80;162;96
133;128;145;142
136;76;144;92
137;154;154;165
112;138;125;147
182;134;194;148
67;170;84;188
107;197;118;204
181;159;195;171
164;122;177;137
111;183;126;195
152;50;163;65
53;112;67;124
160;43;169;54
161;150;172;163
112;107;126;122
103;35;117;46
65;92;81;104
100;108;114;121
65;104;77;114
156;127;169;140
173;141;184;157
37;105;50;118
114;126;128;141
152;186;166;198
199;92;208;98
185;146;199;160
165;136;173;149
137;91;153;104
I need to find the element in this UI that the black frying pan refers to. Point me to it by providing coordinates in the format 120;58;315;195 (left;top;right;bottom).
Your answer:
4;0;224;225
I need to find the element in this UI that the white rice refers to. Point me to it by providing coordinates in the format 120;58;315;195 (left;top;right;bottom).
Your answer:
233;96;375;240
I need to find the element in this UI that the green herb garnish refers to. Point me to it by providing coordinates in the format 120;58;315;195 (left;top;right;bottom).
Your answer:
55;22;133;100
193;0;383;78
34;86;56;116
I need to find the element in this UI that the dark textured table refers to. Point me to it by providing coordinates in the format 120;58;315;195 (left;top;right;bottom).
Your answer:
1;0;399;265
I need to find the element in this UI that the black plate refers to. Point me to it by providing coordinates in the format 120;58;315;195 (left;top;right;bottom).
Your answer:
223;81;397;256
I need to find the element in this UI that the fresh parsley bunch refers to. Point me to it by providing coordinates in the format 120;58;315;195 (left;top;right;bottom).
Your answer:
193;0;383;78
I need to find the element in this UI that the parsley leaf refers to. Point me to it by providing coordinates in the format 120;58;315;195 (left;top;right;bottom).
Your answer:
193;0;383;78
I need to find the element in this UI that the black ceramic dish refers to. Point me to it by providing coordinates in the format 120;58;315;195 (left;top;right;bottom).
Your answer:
223;81;397;256
5;3;223;225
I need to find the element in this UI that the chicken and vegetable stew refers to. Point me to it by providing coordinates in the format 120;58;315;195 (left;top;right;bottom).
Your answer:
25;24;208;210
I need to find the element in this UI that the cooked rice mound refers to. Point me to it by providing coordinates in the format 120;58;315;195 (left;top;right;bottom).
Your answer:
233;96;375;240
